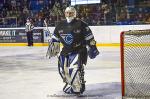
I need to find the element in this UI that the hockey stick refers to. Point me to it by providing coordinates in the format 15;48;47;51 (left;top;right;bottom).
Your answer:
44;19;53;58
44;19;52;38
44;19;59;58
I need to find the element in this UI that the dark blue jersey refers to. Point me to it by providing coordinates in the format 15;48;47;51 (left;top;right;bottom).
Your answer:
54;19;96;55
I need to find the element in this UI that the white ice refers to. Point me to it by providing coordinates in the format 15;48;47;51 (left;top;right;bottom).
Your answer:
0;46;121;99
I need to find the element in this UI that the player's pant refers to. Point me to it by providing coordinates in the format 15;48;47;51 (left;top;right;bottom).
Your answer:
58;52;86;94
27;31;33;46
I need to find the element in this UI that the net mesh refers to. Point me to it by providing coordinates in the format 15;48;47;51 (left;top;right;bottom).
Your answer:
122;30;150;98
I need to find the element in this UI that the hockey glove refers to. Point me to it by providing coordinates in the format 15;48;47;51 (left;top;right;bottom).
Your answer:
46;38;60;59
88;45;99;59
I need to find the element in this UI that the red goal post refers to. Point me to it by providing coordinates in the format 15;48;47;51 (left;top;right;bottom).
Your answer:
120;30;150;98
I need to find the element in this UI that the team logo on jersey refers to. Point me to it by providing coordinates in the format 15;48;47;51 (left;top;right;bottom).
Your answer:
60;33;73;45
64;33;73;45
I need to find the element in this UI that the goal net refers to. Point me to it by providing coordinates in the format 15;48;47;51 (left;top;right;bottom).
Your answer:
120;30;150;98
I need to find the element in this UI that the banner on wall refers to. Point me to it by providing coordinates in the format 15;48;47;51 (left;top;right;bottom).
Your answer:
43;27;55;43
0;29;43;43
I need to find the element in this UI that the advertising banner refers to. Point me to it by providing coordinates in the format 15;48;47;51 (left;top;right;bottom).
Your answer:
0;29;43;43
43;27;55;43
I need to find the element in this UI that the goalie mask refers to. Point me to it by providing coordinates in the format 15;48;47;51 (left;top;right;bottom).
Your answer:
65;6;76;23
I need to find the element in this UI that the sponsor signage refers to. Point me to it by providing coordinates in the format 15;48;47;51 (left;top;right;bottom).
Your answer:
43;27;55;43
0;29;43;43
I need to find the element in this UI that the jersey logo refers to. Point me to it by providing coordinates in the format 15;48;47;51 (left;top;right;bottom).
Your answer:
64;33;73;45
60;33;73;45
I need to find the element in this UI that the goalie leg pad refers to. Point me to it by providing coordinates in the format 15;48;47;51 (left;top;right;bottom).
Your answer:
58;55;65;81
58;52;86;94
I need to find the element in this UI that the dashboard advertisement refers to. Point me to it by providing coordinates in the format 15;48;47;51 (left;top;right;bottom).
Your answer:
0;29;43;43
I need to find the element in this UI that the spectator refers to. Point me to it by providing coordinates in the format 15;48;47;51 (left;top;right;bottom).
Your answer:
35;17;43;27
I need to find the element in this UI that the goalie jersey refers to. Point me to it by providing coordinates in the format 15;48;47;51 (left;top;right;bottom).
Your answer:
54;19;97;56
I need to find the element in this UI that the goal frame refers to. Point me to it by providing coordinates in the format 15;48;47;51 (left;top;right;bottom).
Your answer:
120;29;150;98
120;31;125;97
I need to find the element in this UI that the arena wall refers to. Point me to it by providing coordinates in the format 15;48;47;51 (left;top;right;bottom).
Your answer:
0;25;150;46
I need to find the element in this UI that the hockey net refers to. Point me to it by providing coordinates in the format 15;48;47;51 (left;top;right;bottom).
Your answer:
120;30;150;99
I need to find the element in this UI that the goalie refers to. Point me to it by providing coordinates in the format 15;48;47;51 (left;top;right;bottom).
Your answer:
47;6;99;95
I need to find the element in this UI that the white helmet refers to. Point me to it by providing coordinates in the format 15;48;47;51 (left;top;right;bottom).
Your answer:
65;6;76;23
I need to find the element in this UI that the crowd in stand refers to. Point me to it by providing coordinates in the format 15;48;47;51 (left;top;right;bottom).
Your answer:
0;0;150;27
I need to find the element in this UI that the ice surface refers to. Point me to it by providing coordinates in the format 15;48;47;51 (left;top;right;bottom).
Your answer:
0;46;121;99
